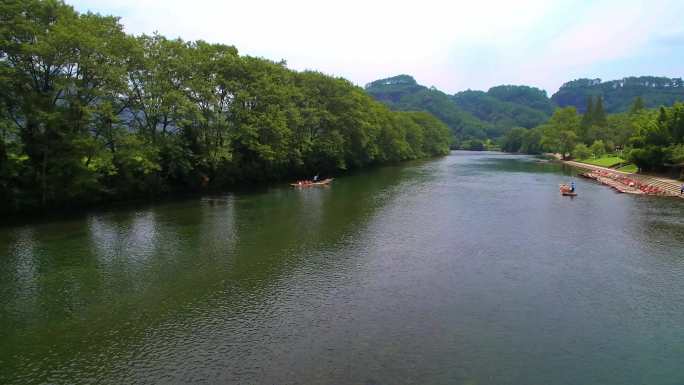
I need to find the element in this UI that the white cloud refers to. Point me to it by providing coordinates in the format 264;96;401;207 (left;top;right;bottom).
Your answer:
71;0;683;94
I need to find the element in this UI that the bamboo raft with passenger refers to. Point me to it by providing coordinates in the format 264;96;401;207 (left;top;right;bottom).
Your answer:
290;178;334;187
559;184;577;196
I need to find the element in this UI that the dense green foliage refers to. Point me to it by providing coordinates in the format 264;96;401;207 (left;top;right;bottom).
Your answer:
538;107;580;160
627;103;684;171
499;126;543;154
0;0;452;213
501;102;636;160
551;77;684;113
572;144;591;160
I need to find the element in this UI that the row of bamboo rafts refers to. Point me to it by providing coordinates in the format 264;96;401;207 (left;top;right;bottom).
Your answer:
580;170;668;195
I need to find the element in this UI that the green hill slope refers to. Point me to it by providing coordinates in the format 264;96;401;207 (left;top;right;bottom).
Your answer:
486;85;555;115
451;89;550;129
365;75;554;140
365;75;493;140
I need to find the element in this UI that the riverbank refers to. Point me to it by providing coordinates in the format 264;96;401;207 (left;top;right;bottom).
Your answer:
563;160;684;198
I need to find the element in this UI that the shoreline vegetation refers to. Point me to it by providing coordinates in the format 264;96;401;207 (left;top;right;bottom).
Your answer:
0;0;452;216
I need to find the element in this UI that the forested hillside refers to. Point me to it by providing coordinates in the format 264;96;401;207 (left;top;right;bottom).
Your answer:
367;75;684;154
366;76;555;145
0;0;452;214
486;85;555;115
365;75;492;141
551;77;684;113
451;89;550;129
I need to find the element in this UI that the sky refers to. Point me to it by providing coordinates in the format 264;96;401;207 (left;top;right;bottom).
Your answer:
69;0;684;95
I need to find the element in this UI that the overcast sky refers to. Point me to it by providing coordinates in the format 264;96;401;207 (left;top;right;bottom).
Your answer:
70;0;684;95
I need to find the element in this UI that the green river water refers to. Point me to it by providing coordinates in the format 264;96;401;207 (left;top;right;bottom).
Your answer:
1;151;684;384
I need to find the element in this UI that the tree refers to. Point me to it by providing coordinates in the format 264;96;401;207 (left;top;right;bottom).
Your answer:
663;103;684;144
521;128;543;154
594;96;607;126
572;143;591;160
0;0;132;206
501;127;526;153
580;95;595;129
626;107;673;171
667;144;684;165
590;140;605;158
461;139;485;151
541;107;580;159
630;96;645;114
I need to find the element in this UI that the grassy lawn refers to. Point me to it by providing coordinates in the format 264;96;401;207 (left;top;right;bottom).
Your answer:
616;163;639;173
577;156;626;168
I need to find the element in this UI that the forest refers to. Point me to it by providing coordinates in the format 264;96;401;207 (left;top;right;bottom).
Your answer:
0;0;452;214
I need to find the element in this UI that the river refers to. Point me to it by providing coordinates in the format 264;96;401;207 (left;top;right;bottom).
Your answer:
1;151;684;385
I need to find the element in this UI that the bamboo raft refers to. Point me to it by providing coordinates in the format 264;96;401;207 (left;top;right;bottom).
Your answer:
290;178;334;187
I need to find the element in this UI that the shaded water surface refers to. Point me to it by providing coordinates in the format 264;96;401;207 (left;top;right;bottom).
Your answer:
2;152;684;384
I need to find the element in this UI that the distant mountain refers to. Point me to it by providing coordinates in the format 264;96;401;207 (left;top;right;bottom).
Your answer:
486;85;555;115
365;75;554;140
551;76;684;113
451;88;551;129
365;75;492;139
365;74;684;142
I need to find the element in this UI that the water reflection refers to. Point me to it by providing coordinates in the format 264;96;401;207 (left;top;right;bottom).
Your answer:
1;228;39;331
88;211;159;264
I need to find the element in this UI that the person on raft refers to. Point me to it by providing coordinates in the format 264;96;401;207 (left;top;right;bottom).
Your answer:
313;174;319;182
570;181;576;193
680;183;684;195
